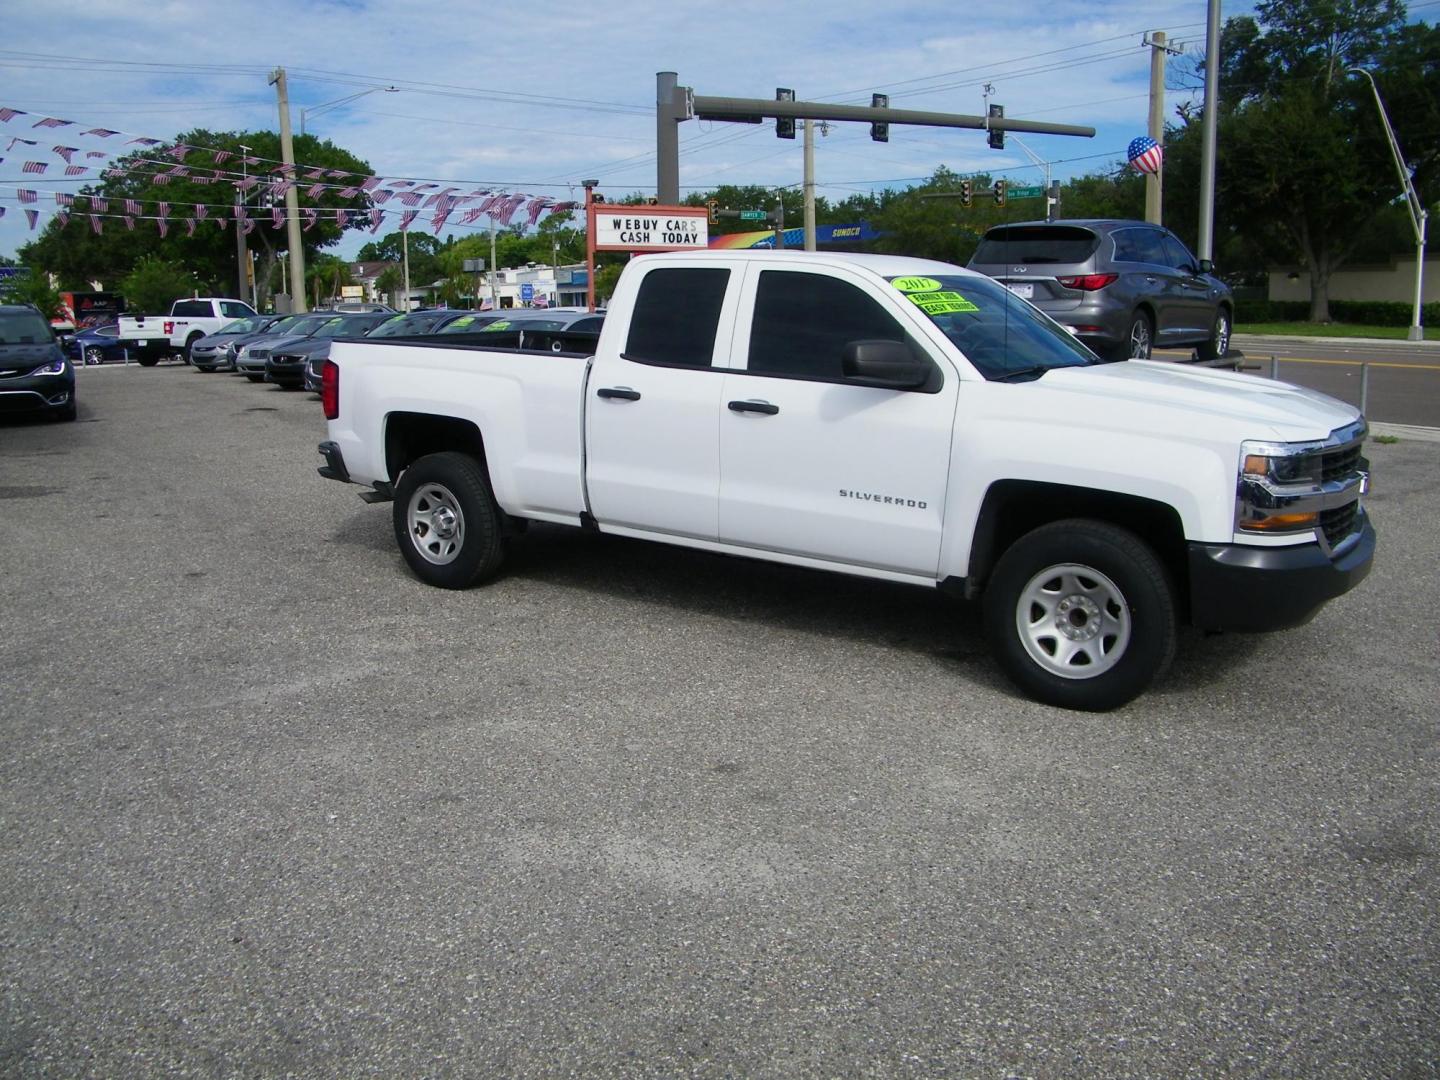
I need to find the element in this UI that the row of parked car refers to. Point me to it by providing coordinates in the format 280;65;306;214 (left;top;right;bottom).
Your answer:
66;307;608;392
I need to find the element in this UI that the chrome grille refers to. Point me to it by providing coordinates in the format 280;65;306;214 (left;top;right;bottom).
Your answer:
1321;443;1363;483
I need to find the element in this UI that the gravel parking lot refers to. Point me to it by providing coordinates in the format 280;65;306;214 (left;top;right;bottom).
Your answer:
2;364;1437;1077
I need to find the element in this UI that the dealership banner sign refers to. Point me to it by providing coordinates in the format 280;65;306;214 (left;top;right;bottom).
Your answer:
589;205;709;252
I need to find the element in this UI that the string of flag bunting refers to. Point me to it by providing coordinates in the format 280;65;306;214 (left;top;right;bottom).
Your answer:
0;104;581;236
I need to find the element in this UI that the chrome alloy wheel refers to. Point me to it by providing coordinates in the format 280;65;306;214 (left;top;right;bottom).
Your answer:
1214;311;1231;356
1129;318;1152;359
406;482;465;565
1015;563;1132;679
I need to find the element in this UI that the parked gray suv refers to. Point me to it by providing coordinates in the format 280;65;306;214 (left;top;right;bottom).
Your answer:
967;220;1233;362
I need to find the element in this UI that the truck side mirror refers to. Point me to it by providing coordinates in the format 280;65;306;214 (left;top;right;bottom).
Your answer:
1198;258;1214;275
842;339;930;389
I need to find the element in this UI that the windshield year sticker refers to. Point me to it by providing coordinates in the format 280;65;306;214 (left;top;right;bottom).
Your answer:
906;290;979;315
892;276;943;293
480;321;511;331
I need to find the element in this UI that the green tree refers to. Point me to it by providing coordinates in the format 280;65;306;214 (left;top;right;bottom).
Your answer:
360;231;443;284
306;254;353;308
375;266;403;308
1170;0;1439;319
0;270;65;320
18;128;375;299
121;256;197;313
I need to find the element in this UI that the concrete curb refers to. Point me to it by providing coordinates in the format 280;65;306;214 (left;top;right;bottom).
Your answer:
1370;422;1440;444
1234;334;1439;350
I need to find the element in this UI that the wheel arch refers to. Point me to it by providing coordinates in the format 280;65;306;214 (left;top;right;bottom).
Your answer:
963;479;1189;615
385;411;489;485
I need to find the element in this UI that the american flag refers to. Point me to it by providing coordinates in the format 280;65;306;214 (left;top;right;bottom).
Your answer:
212;150;232;164
241;155;260;166
17;188;37;204
303;208;318;231
397;192;422;207
32;117;72;129
413;183;438;193
430;209;451;233
369;208;384;233
55;193;73;206
236;176;258;191
65;166;87;177
493;194;527;225
361;177;382;192
195;204;208;220
90;215;103;234
124;216;136;230
153;174;171;185
127;137;162;146
185;217;196;236
476;194;500;216
338;186;360;199
214;215;228;230
157;201;170;219
24;209;37;229
167;165;189;178
525;197;553;226
275;162;296;175
398;210;418;232
167;143;191;160
90;197;108;212
157;218;169;237
272;207;285;229
305;184;326;199
7;137;37;150
55;211;68;227
21;160;47;174
86;150;107;159
1127;135;1164;175
304;168;326;180
52;145;78;163
334;208;348;227
389;180;414;189
82;128;120;138
124;199;141;214
460;208;484;225
371;189;393;205
326;169;348;179
104;168;126;179
0;108;26;122
241;218;256;235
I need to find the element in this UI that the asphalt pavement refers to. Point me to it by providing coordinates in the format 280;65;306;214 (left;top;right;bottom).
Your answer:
2;364;1437;1077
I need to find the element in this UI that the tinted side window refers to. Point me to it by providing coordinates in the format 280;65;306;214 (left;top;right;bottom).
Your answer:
748;271;904;380
172;300;212;317
221;301;254;318
625;268;730;368
570;318;604;333
1161;235;1196;272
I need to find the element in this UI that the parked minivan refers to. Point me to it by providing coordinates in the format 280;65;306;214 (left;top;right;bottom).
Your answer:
968;220;1233;362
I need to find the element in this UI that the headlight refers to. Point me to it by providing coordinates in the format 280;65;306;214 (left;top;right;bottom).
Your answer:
26;357;68;377
1235;434;1368;538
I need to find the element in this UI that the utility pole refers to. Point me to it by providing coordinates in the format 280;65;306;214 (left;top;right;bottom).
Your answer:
400;228;410;311
1198;0;1221;263
235;143;250;299
489;216;499;309
803;119;817;251
656;72;682;204
268;67;308;312
1144;32;1182;225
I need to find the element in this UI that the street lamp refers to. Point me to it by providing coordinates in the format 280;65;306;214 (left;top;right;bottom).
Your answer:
1348;67;1428;342
1005;132;1056;221
300;86;398;135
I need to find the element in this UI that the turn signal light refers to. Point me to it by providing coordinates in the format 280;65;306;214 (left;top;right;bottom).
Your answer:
321;359;339;420
1243;512;1319;531
1056;274;1118;291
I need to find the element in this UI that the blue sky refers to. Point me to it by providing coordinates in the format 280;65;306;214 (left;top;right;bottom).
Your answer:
0;0;1240;268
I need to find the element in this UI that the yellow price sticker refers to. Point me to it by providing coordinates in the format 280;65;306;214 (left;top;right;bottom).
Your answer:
481;321;511;331
906;290;979;315
891;276;944;293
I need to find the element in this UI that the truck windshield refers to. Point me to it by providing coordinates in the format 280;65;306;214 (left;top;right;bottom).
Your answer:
885;274;1101;380
0;312;54;344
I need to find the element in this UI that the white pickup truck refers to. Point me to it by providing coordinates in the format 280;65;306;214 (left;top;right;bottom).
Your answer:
317;251;1374;710
117;297;257;365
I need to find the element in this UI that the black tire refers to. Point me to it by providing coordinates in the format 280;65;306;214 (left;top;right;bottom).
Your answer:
53;396;77;422
182;334;204;365
137;355;160;367
983;519;1176;711
391;451;506;589
83;346;105;366
244;373;264;383
1108;310;1154;362
1196;307;1232;362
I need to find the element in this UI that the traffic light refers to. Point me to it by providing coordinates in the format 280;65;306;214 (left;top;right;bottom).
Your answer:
706;199;719;225
776;88;795;140
988;103;1005;150
870;93;889;142
960;180;973;208
993;179;1007;207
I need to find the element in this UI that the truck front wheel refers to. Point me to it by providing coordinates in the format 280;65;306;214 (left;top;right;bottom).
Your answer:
392;451;506;589
983;519;1176;711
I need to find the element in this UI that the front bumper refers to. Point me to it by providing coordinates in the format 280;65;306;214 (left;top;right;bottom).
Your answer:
266;358;307;384
0;373;75;415
1187;512;1376;631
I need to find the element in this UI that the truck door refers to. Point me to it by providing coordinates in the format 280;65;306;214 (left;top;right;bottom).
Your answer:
717;264;956;577
584;264;737;540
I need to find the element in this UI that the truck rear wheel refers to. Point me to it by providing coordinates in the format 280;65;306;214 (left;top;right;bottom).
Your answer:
137;354;159;367
983;519;1176;711
392;451;506;589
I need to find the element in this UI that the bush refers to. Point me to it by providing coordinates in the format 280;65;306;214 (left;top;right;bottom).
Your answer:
1236;297;1440;326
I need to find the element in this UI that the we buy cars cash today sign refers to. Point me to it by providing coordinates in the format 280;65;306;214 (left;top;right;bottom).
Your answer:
589;205;709;252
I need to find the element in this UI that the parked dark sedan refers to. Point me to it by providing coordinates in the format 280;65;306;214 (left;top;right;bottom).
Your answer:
0;304;75;421
267;312;394;389
63;322;128;366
